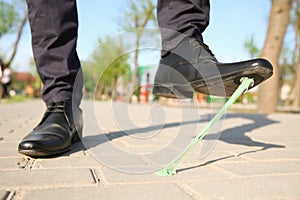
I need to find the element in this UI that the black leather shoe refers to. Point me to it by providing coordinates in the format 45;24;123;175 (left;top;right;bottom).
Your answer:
18;101;83;157
153;38;273;98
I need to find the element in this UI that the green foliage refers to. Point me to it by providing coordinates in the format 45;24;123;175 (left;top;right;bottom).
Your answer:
121;0;156;30
277;0;300;87
83;37;131;96
0;94;34;104
279;44;297;85
0;0;19;38
243;35;260;58
117;0;157;98
290;0;300;26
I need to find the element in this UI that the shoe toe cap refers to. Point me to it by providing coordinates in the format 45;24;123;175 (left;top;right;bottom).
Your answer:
18;141;38;151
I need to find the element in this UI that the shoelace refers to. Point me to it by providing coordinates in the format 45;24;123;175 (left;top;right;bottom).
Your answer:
34;103;68;129
189;39;215;57
46;104;65;113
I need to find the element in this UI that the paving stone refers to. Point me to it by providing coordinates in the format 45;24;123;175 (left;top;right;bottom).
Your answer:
0;189;15;200
82;139;150;168
0;169;95;188
0;142;19;149
59;142;87;157
1;101;300;199
180;174;300;200
247;132;300;144
237;149;300;161
34;155;101;169
212;142;264;152
0;147;20;157
1;135;25;143
268;114;300;129
284;142;300;149
98;164;230;185
22;187;101;200
215;160;300;176
145;149;244;167
22;183;193;200
0;157;31;170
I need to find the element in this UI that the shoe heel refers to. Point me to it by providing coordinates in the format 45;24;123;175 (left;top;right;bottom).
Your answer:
72;132;81;143
153;85;194;99
72;128;82;144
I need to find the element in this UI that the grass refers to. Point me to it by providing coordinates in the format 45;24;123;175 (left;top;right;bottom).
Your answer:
0;95;36;104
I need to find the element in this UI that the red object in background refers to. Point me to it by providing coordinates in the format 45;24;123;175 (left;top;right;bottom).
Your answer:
139;72;152;103
197;93;203;104
13;72;36;82
140;83;152;103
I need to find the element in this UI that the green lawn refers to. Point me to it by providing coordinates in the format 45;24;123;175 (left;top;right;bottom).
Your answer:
0;95;36;104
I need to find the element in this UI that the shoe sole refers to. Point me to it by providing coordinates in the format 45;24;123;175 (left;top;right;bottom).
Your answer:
152;84;194;99
18;131;81;157
153;61;273;98
18;146;72;157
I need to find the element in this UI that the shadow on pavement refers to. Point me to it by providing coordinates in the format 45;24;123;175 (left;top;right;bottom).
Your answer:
69;112;285;170
177;113;285;173
205;113;285;149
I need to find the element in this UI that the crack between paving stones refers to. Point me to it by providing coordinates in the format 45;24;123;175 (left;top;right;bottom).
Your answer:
17;157;35;170
174;183;198;200
210;165;241;178
89;168;100;185
1;190;15;200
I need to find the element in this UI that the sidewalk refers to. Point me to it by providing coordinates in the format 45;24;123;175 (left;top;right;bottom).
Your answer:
0;100;300;200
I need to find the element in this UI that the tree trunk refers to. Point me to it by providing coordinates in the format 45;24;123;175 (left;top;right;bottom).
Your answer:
292;3;300;108
7;13;27;67
292;49;300;107
131;37;140;99
257;0;293;114
95;83;103;100
124;1;156;102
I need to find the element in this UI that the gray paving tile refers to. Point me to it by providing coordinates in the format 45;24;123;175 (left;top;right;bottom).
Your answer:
145;150;242;167
34;155;101;169
0;142;19;149
0;147;20;157
0;157;31;170
215;160;300;176
0;189;15;200
180;174;300;200
0;168;95;188
23;183;193;200
237;148;300;161
23;188;101;200
98;164;230;185
0;101;300;199
212;141;265;151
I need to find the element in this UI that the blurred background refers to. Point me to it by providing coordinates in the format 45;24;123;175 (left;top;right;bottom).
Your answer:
0;0;299;114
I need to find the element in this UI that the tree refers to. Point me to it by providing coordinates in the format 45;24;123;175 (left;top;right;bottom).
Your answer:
120;0;156;100
257;0;293;114
244;35;260;59
84;37;131;99
0;1;18;37
0;0;27;68
290;0;300;107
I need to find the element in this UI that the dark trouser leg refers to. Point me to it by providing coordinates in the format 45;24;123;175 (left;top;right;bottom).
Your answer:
1;84;9;98
26;0;82;105
154;0;273;99
157;0;210;56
